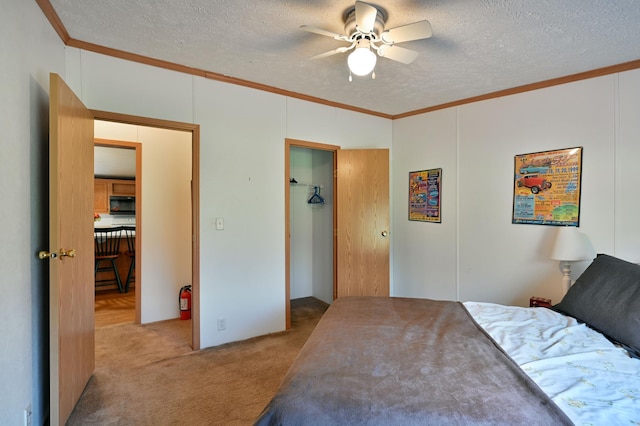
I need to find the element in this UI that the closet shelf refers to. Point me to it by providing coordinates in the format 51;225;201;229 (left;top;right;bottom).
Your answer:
289;181;324;189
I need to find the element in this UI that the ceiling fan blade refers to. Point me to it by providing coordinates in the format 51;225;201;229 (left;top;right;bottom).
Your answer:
355;1;377;34
300;25;345;40
381;20;433;44
310;46;352;60
377;45;419;64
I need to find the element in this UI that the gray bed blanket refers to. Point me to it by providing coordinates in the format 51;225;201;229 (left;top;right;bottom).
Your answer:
255;296;573;425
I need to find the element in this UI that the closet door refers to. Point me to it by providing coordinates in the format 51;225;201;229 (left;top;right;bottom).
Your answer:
336;149;390;297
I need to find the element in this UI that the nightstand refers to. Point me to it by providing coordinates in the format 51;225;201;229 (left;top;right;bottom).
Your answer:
530;296;552;308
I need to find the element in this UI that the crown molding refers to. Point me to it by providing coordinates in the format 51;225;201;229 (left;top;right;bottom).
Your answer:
36;0;640;120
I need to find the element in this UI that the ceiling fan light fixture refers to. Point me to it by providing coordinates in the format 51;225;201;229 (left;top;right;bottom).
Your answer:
347;39;377;76
301;1;433;79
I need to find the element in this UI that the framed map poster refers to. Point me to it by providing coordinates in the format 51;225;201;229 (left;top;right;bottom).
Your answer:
512;147;582;226
409;168;441;223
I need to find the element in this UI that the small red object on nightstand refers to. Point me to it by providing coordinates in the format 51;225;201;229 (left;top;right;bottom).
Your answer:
530;297;552;308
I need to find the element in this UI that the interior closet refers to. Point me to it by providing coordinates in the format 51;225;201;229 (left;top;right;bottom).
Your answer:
289;146;334;304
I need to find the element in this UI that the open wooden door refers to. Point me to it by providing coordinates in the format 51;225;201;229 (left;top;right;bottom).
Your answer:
45;73;95;425
336;149;390;297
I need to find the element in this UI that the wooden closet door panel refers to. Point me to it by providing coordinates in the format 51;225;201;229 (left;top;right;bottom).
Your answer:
336;149;390;297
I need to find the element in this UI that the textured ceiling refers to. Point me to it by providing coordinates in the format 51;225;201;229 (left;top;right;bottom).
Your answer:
47;0;640;116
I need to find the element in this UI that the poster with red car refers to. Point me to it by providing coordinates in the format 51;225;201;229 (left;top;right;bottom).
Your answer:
409;168;441;223
512;147;582;226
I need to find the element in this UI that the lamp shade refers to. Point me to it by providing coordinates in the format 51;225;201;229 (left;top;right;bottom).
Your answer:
550;226;595;261
348;39;377;76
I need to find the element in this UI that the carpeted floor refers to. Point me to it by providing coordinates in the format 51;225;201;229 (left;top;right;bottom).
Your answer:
68;297;329;425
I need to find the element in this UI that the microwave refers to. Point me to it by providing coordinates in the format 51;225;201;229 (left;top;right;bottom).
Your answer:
109;196;135;215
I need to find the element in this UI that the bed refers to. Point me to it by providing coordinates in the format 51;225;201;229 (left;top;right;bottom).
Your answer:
255;254;640;425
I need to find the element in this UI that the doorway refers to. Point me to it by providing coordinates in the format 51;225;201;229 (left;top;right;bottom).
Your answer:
285;140;392;327
93;140;141;328
92;110;201;350
285;139;339;329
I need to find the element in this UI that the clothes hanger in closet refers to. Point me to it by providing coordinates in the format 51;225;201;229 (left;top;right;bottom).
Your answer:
307;186;325;204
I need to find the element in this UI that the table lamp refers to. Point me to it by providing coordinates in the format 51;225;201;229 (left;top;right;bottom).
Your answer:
550;226;596;294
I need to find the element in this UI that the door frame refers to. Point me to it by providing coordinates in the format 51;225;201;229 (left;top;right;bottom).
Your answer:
93;110;201;350
284;138;340;329
94;138;142;321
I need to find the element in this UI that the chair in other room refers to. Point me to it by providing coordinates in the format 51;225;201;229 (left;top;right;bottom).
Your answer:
122;226;136;293
94;226;124;293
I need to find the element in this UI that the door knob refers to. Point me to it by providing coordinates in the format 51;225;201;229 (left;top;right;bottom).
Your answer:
59;248;76;259
38;250;57;260
38;248;76;260
381;230;389;237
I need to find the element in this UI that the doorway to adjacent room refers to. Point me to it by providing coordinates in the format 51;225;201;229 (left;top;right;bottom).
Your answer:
93;139;140;328
92;111;201;350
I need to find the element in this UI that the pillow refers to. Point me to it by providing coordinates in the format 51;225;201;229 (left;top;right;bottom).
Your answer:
553;254;640;357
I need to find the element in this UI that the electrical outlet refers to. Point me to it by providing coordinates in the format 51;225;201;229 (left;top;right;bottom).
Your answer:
24;404;32;426
217;317;226;331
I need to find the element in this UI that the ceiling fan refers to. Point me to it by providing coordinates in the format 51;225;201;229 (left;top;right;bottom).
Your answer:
301;1;432;80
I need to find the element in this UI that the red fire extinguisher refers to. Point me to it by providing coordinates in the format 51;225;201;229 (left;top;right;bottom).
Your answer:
179;285;192;320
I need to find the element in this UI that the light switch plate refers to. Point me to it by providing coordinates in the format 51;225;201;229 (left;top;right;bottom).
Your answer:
215;218;224;230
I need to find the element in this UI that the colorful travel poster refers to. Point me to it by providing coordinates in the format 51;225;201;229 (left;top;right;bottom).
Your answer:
409;168;441;223
513;147;582;226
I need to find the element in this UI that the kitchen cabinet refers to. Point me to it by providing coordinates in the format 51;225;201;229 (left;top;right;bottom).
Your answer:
94;180;109;214
94;178;136;213
111;180;135;196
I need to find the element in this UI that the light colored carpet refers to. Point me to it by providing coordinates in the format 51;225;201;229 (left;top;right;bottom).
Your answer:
68;297;328;425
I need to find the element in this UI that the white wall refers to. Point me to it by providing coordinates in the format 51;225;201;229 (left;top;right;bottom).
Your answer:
290;148;314;299
0;2;66;424
392;109;459;301
194;78;289;346
311;150;335;303
94;121;193;323
393;72;639;307
457;78;615;305
616;69;640;260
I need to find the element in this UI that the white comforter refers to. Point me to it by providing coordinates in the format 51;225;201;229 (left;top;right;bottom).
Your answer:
464;302;640;426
